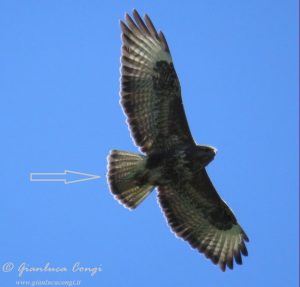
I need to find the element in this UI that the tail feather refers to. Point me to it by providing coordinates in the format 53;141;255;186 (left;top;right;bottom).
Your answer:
107;150;154;209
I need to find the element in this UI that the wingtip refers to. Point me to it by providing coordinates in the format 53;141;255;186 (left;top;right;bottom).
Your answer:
219;262;226;272
158;31;170;53
119;19;125;27
227;259;234;270
132;8;139;16
125;12;132;22
234;250;243;265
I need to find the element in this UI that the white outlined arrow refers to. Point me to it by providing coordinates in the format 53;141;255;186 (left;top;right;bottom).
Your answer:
29;170;100;184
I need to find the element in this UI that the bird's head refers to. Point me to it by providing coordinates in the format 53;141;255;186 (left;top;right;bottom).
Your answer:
196;145;217;167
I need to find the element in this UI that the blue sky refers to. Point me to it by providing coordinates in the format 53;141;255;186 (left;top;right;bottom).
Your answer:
0;1;298;286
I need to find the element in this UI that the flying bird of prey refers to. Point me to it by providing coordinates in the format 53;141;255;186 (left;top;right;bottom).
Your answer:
107;10;249;271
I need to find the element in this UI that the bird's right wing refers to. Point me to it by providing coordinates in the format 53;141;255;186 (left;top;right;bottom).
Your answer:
157;169;249;271
120;10;195;154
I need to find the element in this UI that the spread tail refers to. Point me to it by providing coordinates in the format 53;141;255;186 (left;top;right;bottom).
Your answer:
107;150;154;209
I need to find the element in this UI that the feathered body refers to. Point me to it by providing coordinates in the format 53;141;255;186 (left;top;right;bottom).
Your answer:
107;10;249;271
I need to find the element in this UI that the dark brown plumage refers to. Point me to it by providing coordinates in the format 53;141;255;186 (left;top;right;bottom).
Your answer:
107;10;249;271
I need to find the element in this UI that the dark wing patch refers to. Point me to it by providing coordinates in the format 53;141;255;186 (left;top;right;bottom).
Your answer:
120;10;195;154
157;169;249;271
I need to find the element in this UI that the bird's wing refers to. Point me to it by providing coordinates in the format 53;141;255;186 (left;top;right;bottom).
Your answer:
120;10;194;154
157;169;249;271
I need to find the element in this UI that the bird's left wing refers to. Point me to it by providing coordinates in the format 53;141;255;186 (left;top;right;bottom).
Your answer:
157;169;249;271
120;10;195;154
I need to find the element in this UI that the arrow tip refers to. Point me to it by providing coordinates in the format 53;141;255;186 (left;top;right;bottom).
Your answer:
64;170;100;184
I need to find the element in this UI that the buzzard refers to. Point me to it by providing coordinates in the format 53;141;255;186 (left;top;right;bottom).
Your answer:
107;10;249;271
